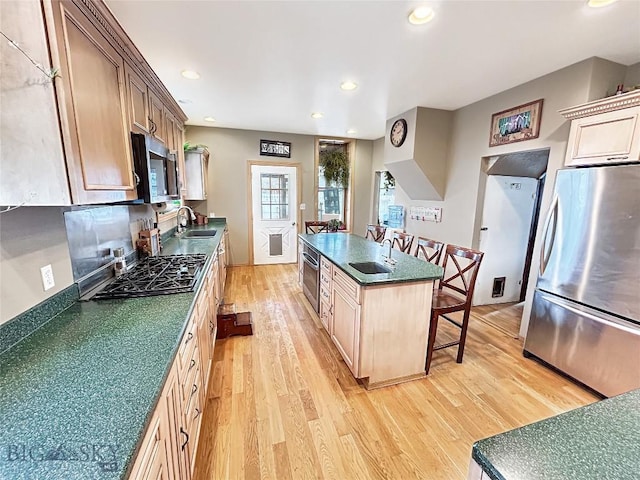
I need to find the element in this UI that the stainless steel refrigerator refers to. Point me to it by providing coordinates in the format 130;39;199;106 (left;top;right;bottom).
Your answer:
524;163;640;397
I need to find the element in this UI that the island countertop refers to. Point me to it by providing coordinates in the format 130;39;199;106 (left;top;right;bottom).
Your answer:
0;221;226;480
472;388;640;480
298;233;443;286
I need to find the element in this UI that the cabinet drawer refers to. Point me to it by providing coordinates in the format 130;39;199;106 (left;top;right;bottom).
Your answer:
320;270;332;288
320;284;332;305
321;256;332;273
333;268;360;303
176;323;197;380
181;345;200;406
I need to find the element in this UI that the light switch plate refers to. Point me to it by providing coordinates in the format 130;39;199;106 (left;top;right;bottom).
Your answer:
40;264;55;291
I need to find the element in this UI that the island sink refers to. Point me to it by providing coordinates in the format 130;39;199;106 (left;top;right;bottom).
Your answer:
349;261;392;274
183;229;217;238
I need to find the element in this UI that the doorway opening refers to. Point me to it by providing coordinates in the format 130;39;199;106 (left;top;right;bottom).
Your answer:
474;148;549;337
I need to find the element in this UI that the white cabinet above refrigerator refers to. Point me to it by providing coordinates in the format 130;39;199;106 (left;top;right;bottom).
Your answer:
559;90;640;167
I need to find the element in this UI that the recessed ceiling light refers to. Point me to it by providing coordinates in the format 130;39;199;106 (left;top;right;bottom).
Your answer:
346;129;357;135
587;0;618;7
311;112;324;119
408;6;435;25
203;116;216;122
181;70;200;80
340;81;358;91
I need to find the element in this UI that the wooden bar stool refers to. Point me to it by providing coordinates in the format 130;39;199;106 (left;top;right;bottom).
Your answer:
426;244;484;374
305;221;328;234
365;224;387;243
414;237;445;264
392;232;414;253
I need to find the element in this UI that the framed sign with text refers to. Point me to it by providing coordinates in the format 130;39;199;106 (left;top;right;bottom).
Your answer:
260;139;291;158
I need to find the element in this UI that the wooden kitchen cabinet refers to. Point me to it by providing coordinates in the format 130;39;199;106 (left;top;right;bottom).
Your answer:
1;0;188;206
46;0;137;204
125;63;150;135
328;269;360;378
148;90;166;145
560;91;640;167
184;148;210;201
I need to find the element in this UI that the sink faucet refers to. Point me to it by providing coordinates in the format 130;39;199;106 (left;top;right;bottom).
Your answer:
176;206;196;234
381;238;396;265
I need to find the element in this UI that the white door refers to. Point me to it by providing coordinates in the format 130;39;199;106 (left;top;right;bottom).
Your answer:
251;164;298;264
475;175;537;305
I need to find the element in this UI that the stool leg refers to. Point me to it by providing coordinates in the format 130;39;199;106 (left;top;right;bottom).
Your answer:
425;311;439;374
456;308;471;363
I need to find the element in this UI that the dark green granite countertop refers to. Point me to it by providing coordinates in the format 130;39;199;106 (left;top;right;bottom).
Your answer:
472;388;640;480
0;220;226;480
299;233;443;285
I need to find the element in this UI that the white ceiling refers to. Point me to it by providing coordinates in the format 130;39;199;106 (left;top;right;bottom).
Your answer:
106;0;640;140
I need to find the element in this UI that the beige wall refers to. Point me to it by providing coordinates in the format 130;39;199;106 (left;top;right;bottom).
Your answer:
371;57;629;338
185;126;373;265
0;207;74;325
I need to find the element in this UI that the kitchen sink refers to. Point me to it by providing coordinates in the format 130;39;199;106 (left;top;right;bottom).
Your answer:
349;261;392;274
183;229;218;238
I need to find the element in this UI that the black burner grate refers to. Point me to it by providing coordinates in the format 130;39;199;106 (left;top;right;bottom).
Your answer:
93;254;208;300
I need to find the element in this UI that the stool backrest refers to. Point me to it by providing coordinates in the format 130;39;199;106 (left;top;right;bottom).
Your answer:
392;232;414;253
415;237;445;264
438;245;484;304
305;221;328;234
365;224;387;243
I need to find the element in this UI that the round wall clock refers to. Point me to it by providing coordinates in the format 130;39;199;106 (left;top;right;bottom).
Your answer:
390;118;408;147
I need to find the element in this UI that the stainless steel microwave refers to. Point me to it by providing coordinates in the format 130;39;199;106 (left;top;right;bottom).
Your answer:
131;132;180;203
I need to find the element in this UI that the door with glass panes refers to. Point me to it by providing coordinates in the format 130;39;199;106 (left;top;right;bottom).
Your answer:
250;164;298;264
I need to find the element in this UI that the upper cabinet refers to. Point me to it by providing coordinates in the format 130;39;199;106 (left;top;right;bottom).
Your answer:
48;0;137;203
0;0;187;206
560;91;640;167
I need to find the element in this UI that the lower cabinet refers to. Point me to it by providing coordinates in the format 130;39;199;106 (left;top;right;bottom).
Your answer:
466;458;487;480
129;250;226;479
331;281;361;376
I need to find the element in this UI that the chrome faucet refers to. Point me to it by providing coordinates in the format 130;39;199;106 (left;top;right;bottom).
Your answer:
381;238;396;265
176;206;196;234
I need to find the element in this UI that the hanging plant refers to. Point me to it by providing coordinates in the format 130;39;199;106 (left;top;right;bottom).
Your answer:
319;148;349;188
383;171;395;191
183;141;208;152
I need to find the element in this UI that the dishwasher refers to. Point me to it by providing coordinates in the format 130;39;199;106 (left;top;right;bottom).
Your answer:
302;243;320;313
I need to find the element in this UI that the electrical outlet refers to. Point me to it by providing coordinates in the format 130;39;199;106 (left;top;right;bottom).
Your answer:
40;264;55;291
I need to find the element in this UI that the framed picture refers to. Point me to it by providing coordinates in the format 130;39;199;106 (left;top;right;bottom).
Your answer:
489;99;543;147
260;139;291;158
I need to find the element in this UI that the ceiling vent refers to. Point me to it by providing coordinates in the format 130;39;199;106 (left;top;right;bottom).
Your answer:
384;107;453;200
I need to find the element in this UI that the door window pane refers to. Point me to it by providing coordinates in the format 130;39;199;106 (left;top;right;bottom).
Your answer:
260;173;289;220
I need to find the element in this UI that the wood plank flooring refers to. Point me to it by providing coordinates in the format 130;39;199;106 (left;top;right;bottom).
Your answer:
193;265;598;480
471;302;524;339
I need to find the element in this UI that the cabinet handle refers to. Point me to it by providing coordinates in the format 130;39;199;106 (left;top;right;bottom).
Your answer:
329;305;333;315
185;332;194;344
191;383;198;397
133;171;140;186
194;408;201;419
180;427;189;451
188;358;196;371
606;156;629;161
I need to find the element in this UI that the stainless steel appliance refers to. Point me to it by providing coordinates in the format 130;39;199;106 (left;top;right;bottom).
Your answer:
524;164;640;397
131;132;180;203
302;243;320;313
92;254;207;299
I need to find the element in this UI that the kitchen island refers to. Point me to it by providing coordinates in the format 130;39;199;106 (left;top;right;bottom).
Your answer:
469;388;640;480
298;233;443;388
0;221;227;479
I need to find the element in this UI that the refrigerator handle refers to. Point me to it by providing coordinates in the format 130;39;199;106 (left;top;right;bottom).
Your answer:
539;195;559;276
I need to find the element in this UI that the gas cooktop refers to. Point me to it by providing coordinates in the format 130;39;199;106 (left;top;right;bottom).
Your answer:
92;254;208;300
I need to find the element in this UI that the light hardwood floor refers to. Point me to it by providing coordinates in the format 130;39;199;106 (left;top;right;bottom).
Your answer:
193;265;598;480
471;302;524;339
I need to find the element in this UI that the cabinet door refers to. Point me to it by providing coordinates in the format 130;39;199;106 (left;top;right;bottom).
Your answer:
331;284;361;376
48;0;137;203
565;106;640;166
165;369;190;480
319;296;332;333
176;123;187;195
165;109;176;152
125;63;150;134
149;90;166;144
129;409;171;480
